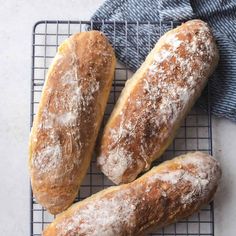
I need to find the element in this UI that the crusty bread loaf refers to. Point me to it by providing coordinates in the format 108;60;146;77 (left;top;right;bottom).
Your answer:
43;152;221;236
97;19;219;185
29;31;116;214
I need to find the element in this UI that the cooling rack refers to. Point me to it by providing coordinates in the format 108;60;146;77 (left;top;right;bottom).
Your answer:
30;20;214;236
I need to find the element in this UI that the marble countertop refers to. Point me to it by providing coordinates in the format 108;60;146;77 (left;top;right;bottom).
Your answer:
0;0;235;235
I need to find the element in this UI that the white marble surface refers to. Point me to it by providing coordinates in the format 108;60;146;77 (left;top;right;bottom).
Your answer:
0;0;235;235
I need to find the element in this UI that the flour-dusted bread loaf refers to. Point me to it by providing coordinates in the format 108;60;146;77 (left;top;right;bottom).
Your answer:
97;19;219;185
43;152;221;236
29;31;116;214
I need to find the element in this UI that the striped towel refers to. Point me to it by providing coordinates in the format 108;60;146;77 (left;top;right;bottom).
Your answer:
90;0;236;122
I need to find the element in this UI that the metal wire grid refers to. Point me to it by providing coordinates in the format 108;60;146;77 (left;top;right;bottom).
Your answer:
30;20;214;236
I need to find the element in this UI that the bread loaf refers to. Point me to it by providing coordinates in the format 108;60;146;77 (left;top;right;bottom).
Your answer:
29;31;116;214
43;151;221;236
97;19;219;184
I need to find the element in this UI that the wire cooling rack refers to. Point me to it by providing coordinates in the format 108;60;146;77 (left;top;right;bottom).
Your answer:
30;20;214;236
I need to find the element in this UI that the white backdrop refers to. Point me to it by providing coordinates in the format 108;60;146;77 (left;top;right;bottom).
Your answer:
0;0;235;235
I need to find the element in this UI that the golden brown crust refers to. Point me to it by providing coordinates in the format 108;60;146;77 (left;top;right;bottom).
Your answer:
43;152;221;236
29;31;116;214
97;20;219;184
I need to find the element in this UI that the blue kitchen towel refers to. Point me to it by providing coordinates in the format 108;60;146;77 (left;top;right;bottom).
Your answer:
90;0;236;122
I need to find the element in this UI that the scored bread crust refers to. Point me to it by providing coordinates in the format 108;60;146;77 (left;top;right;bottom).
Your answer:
29;31;116;215
43;151;221;236
97;19;219;185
